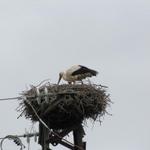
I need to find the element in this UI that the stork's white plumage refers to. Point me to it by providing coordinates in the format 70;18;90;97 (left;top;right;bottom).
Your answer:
57;65;98;84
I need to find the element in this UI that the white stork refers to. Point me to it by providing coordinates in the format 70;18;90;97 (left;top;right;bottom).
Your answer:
57;65;98;84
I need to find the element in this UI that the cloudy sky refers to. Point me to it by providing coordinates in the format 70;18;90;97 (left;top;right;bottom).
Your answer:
0;0;150;150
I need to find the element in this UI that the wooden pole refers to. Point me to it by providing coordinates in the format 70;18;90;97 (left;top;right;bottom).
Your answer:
73;124;86;150
38;122;50;150
43;127;49;150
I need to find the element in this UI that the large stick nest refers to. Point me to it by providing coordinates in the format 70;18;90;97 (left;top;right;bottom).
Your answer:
18;83;111;129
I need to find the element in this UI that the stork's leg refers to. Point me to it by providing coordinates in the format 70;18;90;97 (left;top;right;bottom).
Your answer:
87;78;91;85
81;80;83;84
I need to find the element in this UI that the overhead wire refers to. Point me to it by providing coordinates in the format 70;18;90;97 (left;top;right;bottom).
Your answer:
0;97;21;101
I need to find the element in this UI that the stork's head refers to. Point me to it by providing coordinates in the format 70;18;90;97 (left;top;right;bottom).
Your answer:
57;72;64;85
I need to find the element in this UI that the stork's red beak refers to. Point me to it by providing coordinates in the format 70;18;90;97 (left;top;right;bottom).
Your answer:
57;74;62;85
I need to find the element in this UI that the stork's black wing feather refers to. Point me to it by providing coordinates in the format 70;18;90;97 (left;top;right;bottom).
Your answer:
72;65;98;76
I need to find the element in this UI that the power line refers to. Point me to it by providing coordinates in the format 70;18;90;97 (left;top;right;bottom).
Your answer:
0;133;39;150
0;79;51;102
0;135;25;150
0;96;21;101
0;133;39;140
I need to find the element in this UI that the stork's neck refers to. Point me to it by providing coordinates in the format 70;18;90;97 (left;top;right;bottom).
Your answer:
62;71;67;80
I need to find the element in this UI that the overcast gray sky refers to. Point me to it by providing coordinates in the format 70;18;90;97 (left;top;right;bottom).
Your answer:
0;0;150;150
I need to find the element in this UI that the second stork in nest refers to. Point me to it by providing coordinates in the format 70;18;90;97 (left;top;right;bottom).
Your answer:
57;65;98;84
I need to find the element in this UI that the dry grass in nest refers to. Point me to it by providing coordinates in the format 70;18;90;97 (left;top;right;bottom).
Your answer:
18;83;111;129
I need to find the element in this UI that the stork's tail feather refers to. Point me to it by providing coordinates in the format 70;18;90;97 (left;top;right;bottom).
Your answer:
89;69;98;76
